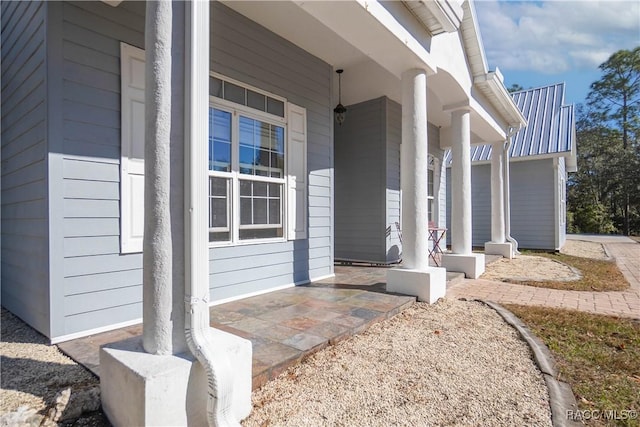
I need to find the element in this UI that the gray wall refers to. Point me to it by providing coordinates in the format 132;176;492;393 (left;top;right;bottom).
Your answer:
36;1;333;340
335;97;388;263
1;0;50;336
209;3;333;300
557;157;566;250
335;97;442;263
385;99;401;263
446;158;558;250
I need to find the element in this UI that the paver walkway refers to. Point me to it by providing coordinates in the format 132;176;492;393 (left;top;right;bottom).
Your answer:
448;235;640;319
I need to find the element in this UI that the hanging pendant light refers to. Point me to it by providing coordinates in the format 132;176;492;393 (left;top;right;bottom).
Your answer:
334;69;347;125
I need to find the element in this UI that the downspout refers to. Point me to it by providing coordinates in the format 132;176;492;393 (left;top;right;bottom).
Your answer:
503;127;519;255
183;2;236;426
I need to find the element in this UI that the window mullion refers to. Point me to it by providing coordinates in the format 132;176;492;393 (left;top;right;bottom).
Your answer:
232;110;240;244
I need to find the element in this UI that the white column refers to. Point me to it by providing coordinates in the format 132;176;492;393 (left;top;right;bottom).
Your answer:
400;69;430;271
441;108;485;277
490;142;506;243
142;0;186;355
484;140;514;258
450;109;472;255
387;69;446;304
101;3;251;425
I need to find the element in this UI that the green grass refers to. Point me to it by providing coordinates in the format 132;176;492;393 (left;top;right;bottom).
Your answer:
502;251;629;292
506;304;640;427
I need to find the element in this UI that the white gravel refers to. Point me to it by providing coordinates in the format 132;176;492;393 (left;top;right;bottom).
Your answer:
243;299;552;427
561;240;609;260
482;255;580;282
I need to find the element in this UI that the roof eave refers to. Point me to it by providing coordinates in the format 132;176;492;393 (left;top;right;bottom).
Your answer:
403;0;464;35
474;71;528;130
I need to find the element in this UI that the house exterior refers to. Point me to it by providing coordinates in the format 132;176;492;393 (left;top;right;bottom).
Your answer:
445;83;577;251
2;0;524;346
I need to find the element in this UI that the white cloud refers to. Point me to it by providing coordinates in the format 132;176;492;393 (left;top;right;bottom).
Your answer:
475;0;640;74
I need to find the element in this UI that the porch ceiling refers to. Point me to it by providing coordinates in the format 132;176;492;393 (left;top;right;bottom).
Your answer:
220;0;509;144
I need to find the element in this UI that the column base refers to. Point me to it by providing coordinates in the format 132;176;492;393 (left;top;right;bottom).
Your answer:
100;328;252;427
484;242;513;259
441;253;485;279
387;267;446;303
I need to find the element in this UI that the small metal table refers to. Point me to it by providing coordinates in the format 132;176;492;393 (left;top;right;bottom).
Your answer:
428;225;447;266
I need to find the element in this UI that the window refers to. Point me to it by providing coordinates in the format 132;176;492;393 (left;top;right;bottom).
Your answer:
207;74;301;245
209;107;286;243
120;49;308;252
427;155;437;222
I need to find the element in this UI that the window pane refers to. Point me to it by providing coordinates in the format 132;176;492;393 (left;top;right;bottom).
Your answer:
239;228;282;240
210;77;223;98
254;181;267;197
211;176;227;197
257;122;271;150
210;109;231;172
240;198;252;225
256;149;270;175
428;170;434;195
268;183;280;197
247;90;266;111
240;180;252;197
224;81;245;104
253;198;268;224
269;199;280;224
208;177;229;243
273;126;284;153
267;97;284;117
239;117;254;147
239;146;255;175
270;152;284;177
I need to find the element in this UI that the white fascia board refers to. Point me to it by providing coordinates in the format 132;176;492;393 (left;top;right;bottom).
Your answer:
475;72;527;129
295;0;436;76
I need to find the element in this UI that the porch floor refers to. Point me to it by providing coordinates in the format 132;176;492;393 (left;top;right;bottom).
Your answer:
58;265;467;390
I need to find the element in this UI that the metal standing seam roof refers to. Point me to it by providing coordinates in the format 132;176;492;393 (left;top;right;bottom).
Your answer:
445;83;576;166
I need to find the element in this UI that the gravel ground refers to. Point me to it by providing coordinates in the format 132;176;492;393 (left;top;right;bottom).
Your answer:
243;299;552;427
7;237;600;427
482;255;580;282
0;309;105;426
561;239;609;260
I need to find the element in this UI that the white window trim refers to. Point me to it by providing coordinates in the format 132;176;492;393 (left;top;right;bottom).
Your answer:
208;98;288;248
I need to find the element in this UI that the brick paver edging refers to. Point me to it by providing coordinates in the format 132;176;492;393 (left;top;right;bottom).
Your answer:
479;300;582;427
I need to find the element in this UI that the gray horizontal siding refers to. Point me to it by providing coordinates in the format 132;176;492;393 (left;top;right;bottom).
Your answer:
510;159;556;249
334;97;386;263
1;0;49;336
48;1;333;338
385;99;401;263
446;158;558;250
209;2;334;294
56;0;146;338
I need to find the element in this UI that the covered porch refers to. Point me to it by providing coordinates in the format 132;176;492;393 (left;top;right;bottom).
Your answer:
98;0;525;424
60;264;477;391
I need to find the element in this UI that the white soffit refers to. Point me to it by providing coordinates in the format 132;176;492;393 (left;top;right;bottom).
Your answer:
403;0;464;35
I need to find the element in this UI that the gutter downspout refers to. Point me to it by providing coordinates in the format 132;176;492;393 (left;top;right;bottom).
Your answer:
183;2;236;425
503;127;519;256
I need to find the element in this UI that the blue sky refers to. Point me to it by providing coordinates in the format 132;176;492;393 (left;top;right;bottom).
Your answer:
474;0;640;106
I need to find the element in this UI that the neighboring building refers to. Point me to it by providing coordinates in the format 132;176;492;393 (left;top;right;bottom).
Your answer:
1;0;524;343
446;83;577;250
